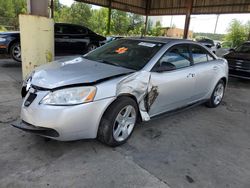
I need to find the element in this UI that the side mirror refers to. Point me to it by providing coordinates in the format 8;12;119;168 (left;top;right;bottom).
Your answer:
216;43;221;49
154;62;176;72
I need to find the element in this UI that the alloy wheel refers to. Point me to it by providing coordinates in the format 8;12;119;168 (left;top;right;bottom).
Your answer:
113;105;136;142
12;44;21;61
213;83;224;105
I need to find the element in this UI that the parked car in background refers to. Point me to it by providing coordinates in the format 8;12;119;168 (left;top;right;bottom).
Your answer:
0;23;106;62
13;38;228;146
100;36;124;45
215;41;234;57
196;38;219;54
223;41;250;79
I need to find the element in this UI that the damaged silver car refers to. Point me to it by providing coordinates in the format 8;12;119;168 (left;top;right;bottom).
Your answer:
13;38;228;146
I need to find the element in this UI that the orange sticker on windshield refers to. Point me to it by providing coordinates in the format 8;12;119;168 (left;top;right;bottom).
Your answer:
115;47;128;54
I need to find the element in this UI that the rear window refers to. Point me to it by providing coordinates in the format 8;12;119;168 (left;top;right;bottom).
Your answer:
84;39;163;70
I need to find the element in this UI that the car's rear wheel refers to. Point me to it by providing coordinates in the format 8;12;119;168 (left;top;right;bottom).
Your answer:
10;42;21;62
97;97;138;146
206;80;225;108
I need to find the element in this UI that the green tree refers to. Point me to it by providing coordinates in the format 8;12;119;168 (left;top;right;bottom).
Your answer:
225;19;247;47
245;20;250;40
89;8;109;35
110;10;129;35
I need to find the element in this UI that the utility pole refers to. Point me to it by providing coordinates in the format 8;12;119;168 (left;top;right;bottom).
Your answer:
214;14;219;34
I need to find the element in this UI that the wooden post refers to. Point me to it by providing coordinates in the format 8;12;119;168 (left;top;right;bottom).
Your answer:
183;0;193;39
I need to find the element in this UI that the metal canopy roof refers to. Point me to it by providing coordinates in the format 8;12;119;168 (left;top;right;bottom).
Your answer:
76;0;250;15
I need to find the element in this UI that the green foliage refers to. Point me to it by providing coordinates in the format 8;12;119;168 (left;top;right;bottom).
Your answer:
224;19;248;47
245;20;250;40
0;0;156;36
0;25;7;32
0;0;26;29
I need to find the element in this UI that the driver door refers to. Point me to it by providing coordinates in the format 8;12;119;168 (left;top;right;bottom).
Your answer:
149;44;196;117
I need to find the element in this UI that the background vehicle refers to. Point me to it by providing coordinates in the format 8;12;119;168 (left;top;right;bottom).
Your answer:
14;38;228;146
215;41;234;57
0;23;106;62
100;36;124;46
196;37;220;54
223;41;250;79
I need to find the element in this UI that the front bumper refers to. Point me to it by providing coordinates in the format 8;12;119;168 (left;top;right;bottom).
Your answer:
19;88;115;141
12;121;59;137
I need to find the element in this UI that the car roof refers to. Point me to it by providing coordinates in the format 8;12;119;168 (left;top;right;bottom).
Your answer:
124;37;193;44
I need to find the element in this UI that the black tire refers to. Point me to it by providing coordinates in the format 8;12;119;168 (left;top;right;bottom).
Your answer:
206;80;225;108
10;42;21;62
87;43;98;52
97;97;138;147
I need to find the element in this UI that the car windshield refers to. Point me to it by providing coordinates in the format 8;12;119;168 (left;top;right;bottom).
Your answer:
84;39;164;70
235;43;250;53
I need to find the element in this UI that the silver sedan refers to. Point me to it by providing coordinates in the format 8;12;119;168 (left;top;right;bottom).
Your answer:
13;38;228;146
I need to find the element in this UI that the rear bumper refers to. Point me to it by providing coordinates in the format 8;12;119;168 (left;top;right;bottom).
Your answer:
229;68;250;80
0;45;8;54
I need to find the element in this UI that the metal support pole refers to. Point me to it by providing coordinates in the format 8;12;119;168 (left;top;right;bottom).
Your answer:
50;0;54;18
143;15;148;36
143;0;151;36
183;0;193;39
107;0;112;35
214;14;219;34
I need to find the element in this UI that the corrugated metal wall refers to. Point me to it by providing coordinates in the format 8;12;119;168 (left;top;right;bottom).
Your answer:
76;0;250;15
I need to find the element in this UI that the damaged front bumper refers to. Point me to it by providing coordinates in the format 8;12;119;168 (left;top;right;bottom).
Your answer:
19;86;115;141
12;121;59;137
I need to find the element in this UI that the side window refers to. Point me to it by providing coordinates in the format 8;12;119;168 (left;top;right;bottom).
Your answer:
191;45;214;64
157;45;191;70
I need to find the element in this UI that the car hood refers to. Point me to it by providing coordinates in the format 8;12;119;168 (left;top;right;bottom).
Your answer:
30;56;134;89
224;52;250;61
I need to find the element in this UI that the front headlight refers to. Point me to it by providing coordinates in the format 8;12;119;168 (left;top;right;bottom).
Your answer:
40;86;96;105
0;37;6;42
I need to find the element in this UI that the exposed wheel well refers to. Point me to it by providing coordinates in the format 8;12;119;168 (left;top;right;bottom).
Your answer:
111;94;142;123
221;77;227;86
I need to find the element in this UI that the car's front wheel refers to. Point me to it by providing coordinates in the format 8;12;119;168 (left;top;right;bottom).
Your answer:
87;43;98;52
10;42;21;62
206;80;225;108
98;97;138;146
